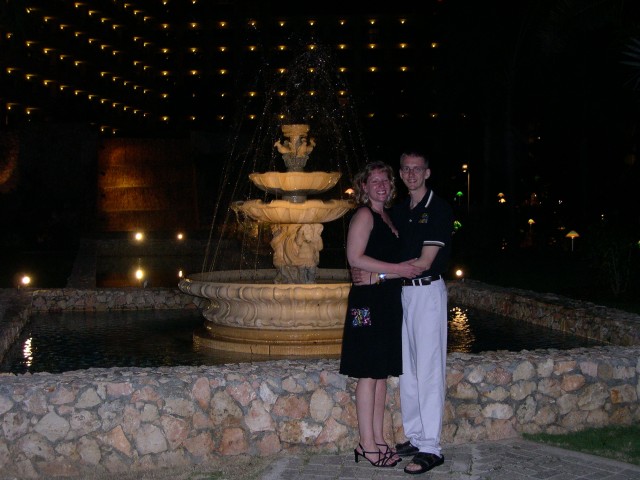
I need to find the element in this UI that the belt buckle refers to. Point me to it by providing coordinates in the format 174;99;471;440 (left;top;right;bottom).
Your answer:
414;275;439;286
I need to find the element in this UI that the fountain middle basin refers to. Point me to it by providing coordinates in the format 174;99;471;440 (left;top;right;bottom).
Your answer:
179;268;351;355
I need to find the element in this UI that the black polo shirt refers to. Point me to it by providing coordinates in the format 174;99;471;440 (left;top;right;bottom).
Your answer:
391;189;453;278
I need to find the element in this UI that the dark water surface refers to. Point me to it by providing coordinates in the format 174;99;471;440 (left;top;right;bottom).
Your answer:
0;306;606;374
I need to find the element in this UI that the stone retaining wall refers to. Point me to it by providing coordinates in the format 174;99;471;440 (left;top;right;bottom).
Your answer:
0;283;637;478
447;280;640;345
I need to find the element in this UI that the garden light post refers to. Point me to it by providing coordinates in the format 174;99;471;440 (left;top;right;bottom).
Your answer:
566;230;580;252
462;163;470;213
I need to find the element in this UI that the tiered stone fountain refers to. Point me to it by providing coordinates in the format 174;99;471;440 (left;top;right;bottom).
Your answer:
179;124;355;356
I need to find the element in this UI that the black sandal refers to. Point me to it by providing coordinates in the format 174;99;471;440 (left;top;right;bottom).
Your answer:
403;452;444;474
354;443;399;467
377;442;402;462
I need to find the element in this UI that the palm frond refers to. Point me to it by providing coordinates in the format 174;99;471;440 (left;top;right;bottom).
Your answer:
621;37;640;90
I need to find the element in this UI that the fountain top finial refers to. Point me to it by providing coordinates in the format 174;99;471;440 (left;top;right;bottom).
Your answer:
274;123;316;171
281;124;310;137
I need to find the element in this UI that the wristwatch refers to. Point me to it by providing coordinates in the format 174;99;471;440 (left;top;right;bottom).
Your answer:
378;273;387;283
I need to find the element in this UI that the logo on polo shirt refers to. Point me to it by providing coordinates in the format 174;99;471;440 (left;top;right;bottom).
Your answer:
418;213;429;224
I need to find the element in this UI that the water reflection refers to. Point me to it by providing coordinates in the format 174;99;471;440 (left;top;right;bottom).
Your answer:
22;337;33;368
447;305;605;354
448;306;475;353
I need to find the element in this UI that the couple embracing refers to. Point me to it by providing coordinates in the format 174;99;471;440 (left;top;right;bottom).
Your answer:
339;150;453;475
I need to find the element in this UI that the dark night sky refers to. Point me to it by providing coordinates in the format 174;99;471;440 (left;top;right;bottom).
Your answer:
2;0;640;240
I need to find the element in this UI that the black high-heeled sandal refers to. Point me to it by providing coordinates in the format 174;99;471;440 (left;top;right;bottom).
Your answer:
377;442;402;462
354;443;399;467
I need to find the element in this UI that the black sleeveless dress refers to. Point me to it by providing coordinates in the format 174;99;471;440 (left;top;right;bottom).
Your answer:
339;207;403;379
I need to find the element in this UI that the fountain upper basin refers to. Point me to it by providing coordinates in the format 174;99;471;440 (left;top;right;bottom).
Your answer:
232;199;354;223
249;171;341;196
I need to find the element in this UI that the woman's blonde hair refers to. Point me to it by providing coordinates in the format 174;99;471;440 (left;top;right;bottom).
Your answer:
352;161;397;208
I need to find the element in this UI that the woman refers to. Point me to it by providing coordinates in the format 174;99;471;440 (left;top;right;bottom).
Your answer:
339;161;423;468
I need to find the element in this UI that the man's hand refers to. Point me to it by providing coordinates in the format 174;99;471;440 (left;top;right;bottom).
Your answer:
398;260;423;279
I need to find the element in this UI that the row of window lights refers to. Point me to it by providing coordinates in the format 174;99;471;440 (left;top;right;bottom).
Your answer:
21;35;433;52
5;110;440;134
9;64;418;81
40;4;411;28
6;111;438;134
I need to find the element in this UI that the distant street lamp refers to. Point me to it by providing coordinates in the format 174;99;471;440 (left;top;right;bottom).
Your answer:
528;218;535;233
565;230;580;252
461;164;470;213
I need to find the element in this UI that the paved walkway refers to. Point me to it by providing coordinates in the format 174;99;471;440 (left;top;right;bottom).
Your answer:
255;438;640;480
83;437;640;480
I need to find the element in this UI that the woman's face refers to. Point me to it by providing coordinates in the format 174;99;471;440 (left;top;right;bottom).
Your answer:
364;168;391;203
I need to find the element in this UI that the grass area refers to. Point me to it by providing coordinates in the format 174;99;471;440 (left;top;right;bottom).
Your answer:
523;425;640;465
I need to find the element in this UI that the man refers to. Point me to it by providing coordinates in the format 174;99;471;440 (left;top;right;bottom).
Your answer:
352;150;453;475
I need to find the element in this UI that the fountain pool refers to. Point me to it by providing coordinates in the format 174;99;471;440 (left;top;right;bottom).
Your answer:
0;305;605;374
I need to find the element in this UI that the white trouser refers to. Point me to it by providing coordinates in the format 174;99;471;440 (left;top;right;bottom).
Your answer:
399;280;448;456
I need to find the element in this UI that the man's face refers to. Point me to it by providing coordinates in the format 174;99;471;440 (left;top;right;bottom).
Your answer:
399;156;430;191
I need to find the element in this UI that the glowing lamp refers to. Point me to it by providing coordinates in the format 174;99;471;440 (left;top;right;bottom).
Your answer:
566;230;580;252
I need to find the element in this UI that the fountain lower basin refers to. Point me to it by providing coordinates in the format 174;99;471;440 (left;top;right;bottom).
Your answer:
179;268;351;355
